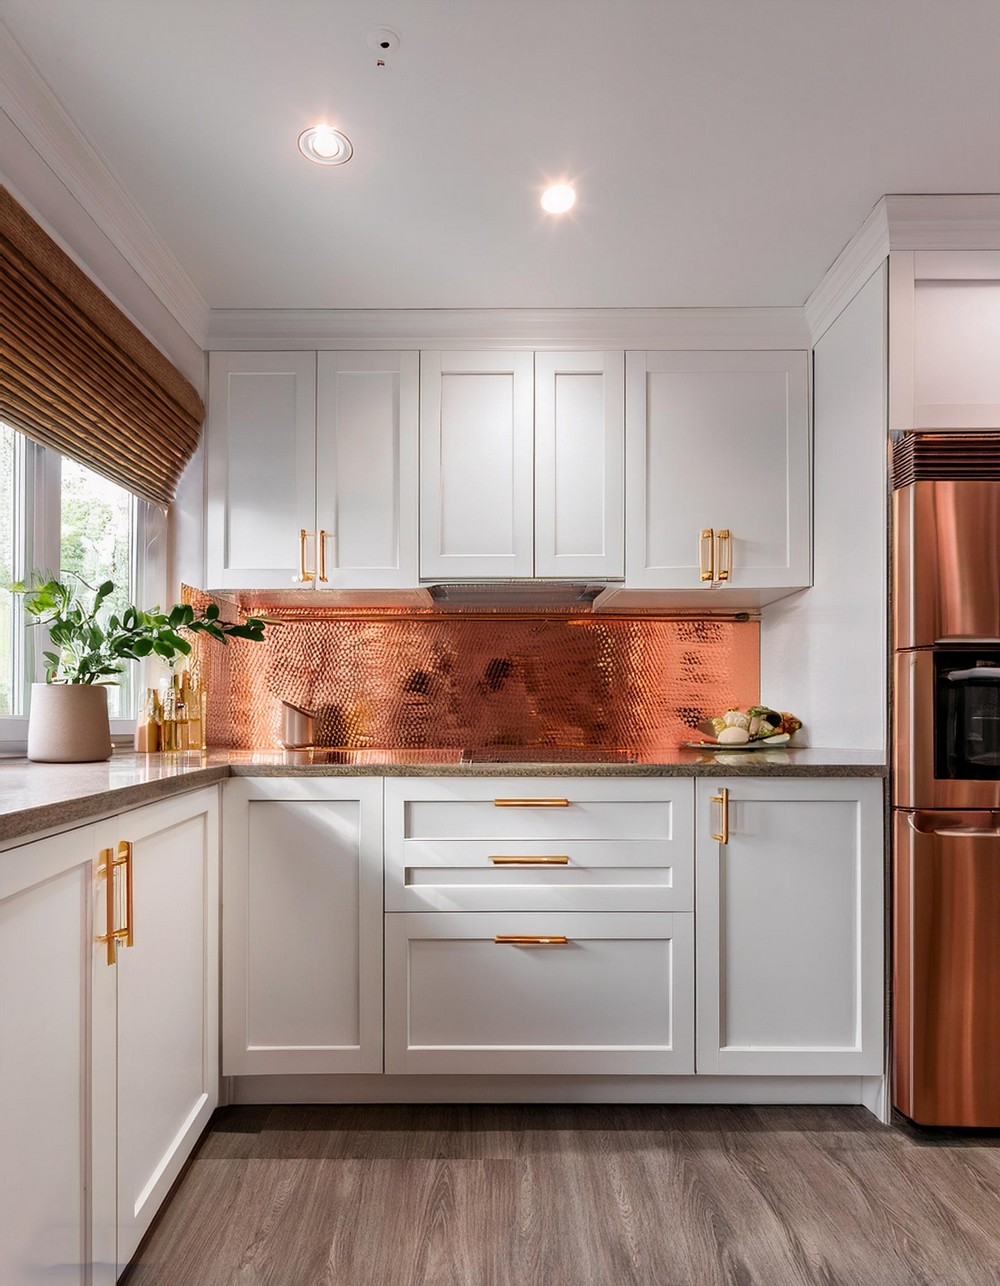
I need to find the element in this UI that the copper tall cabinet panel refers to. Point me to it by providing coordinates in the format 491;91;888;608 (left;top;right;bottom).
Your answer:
892;433;1000;1126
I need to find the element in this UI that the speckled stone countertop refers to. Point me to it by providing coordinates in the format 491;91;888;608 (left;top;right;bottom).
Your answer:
0;746;886;846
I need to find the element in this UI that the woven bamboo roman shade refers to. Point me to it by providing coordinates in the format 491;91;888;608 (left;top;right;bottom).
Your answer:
0;186;204;505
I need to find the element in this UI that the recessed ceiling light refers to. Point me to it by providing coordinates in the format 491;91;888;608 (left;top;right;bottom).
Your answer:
541;184;576;214
297;125;354;166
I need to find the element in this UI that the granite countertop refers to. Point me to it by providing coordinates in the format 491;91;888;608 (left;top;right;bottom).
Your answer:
0;746;886;846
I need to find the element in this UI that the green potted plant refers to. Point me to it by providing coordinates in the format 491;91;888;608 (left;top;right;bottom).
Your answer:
12;577;266;762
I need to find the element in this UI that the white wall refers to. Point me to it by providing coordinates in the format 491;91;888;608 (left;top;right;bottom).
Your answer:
760;264;887;751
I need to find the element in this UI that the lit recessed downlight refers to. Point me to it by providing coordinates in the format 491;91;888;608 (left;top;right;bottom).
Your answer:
541;183;576;214
297;125;354;166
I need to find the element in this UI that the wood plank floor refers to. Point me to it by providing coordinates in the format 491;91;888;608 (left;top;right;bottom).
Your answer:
122;1104;1000;1286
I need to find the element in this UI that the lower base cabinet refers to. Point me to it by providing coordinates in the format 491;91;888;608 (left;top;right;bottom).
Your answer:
384;911;694;1074
696;777;883;1076
0;787;219;1286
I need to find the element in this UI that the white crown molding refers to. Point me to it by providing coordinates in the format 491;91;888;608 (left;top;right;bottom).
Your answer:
883;194;1000;250
804;199;890;345
206;306;812;350
0;19;210;347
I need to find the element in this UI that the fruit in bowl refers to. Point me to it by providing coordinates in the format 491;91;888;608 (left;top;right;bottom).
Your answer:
697;706;801;746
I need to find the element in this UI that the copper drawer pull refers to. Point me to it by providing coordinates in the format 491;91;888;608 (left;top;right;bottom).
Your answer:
716;529;732;582
711;788;729;844
489;855;570;865
493;798;570;808
96;840;134;964
699;528;715;582
494;934;569;946
296;529;315;583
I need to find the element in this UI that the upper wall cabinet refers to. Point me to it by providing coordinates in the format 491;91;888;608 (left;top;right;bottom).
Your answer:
419;351;624;580
624;351;811;592
206;351;418;589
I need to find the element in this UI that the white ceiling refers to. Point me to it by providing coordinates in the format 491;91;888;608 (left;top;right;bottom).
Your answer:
2;0;999;312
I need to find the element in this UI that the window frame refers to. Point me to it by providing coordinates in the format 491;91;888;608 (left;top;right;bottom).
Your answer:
0;430;167;755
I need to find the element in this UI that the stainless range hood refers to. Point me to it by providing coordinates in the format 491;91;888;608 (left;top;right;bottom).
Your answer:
426;582;608;609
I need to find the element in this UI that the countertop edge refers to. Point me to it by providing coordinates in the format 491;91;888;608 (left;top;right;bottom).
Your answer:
0;751;887;848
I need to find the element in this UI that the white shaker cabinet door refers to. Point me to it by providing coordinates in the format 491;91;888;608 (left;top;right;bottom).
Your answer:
534;351;624;579
223;777;383;1075
696;777;883;1076
0;824;107;1286
206;351;317;588
420;350;534;578
113;789;219;1270
625;350;811;590
316;351;419;588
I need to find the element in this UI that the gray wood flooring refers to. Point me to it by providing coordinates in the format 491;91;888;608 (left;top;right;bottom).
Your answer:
121;1104;1000;1286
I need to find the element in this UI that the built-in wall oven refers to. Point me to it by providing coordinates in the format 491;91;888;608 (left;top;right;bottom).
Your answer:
892;433;1000;1126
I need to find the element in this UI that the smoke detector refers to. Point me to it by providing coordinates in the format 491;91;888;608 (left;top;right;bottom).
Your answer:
367;27;401;53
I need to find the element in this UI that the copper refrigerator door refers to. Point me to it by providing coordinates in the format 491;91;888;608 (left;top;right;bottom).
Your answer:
894;482;1000;650
894;809;1000;1126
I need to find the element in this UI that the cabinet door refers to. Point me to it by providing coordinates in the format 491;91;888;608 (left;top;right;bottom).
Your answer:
206;351;317;588
534;351;624;578
0;824;107;1286
316;351;419;588
696;778;883;1075
222;777;383;1074
625;350;811;589
114;790;219;1269
385;911;694;1075
420;350;534;578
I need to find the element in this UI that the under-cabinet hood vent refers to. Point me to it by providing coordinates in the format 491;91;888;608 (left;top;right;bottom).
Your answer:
426;582;606;610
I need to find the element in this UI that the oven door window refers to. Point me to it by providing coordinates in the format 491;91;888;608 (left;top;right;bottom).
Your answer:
936;653;1000;779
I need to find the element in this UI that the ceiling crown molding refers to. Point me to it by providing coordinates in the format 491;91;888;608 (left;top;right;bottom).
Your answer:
0;19;210;347
883;194;1000;250
206;306;811;350
804;199;890;345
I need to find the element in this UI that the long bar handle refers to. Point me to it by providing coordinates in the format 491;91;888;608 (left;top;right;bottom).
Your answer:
715;529;731;582
296;529;315;583
96;842;134;963
494;934;569;946
699;528;715;582
489;855;570;865
318;530;329;583
494;798;570;808
711;788;729;844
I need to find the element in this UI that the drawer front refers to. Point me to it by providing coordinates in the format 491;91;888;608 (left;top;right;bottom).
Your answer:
384;911;694;1075
385;777;693;911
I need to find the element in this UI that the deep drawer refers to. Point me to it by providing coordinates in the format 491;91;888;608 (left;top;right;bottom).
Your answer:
384;910;694;1075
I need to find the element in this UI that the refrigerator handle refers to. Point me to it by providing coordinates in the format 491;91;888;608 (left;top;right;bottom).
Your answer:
907;810;1000;837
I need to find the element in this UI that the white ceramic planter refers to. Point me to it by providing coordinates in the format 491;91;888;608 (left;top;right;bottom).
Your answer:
27;682;113;763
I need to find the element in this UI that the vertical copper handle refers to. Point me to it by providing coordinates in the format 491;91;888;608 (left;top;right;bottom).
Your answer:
297;529;315;583
318;530;329;583
711;788;729;844
97;842;134;962
699;529;715;582
716;529;731;582
97;847;116;965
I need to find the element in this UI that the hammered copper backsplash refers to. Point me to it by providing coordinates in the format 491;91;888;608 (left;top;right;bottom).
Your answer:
187;593;759;751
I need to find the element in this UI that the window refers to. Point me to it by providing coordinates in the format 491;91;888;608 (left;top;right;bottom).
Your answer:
0;422;164;747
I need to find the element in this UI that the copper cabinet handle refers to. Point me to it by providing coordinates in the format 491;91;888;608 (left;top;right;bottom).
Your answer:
318;530;329;583
494;934;569;946
96;841;134;964
489;855;570;865
493;798;570;808
699;528;715;582
296;529;315;583
711;788;729;844
716;529;732;582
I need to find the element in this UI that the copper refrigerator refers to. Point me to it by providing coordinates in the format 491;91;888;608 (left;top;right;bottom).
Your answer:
893;432;1000;1126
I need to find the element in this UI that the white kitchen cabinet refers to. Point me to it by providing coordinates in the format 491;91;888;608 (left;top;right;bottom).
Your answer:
0;823;102;1286
695;777;883;1076
0;787;219;1286
419;350;623;579
207;350;418;589
384;911;694;1075
222;777;383;1075
625;350;811;593
109;789;220;1273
